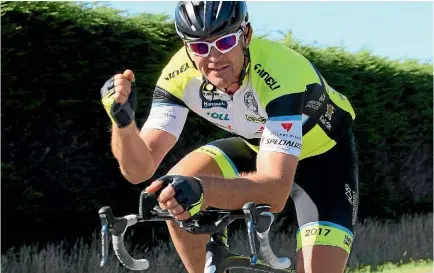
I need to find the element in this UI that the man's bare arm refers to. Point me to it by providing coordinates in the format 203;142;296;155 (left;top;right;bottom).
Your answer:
111;122;176;184
197;151;298;213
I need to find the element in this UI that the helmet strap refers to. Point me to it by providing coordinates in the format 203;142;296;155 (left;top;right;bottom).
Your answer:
235;47;250;87
184;45;198;70
235;23;251;87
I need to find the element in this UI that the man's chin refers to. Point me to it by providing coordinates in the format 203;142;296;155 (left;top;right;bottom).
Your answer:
206;75;235;90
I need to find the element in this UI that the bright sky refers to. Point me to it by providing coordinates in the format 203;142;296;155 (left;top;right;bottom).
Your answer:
106;1;433;63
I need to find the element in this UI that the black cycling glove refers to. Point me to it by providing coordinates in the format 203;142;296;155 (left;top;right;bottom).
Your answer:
156;175;204;217
100;76;137;128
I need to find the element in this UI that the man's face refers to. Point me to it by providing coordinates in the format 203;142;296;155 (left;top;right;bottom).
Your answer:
189;27;252;92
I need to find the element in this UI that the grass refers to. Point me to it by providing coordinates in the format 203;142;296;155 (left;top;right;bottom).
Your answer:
348;260;433;273
1;213;432;273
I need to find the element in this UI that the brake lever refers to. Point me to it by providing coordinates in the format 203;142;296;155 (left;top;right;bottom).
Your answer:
139;191;161;219
243;202;259;265
99;211;110;267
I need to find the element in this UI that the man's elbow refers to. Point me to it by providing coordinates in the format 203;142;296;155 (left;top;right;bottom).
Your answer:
120;167;155;184
269;201;286;213
268;180;293;213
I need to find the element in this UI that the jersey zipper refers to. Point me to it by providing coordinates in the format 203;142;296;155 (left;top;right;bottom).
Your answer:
231;90;245;136
225;97;235;133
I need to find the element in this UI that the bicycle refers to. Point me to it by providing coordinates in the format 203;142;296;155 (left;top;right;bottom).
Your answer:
98;190;296;273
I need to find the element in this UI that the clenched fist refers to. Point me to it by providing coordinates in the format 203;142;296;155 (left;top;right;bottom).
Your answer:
100;70;137;128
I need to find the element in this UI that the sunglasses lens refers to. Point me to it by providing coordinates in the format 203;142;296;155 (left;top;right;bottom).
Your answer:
216;35;237;51
189;43;209;55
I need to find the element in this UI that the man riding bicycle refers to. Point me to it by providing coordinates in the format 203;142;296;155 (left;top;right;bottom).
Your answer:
100;1;359;273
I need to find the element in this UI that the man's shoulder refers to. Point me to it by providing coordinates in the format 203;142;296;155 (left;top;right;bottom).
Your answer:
249;37;309;64
161;46;198;81
156;46;201;100
249;38;319;98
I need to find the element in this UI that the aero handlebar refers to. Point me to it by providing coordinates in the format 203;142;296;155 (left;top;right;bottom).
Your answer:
98;191;291;271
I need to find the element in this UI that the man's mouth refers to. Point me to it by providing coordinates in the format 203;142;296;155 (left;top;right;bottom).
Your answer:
209;64;230;72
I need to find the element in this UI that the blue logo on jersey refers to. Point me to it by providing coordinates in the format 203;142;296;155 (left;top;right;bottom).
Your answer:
207;112;229;120
202;100;228;109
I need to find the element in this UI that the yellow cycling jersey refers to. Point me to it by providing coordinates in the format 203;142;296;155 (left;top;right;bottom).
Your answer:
142;37;356;160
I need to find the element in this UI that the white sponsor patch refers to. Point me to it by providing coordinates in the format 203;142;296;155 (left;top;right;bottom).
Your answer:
141;103;189;140
259;116;302;157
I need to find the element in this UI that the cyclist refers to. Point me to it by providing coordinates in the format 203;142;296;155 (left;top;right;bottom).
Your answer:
100;1;359;273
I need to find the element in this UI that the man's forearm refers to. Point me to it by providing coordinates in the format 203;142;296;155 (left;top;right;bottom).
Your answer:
197;173;292;213
111;122;155;184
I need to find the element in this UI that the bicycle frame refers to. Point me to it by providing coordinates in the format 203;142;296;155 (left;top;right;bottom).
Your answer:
98;191;295;273
205;230;295;273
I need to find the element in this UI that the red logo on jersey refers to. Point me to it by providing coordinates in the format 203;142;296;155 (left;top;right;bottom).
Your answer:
281;122;293;132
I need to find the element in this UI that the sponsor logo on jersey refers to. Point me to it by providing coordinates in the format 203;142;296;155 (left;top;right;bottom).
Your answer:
215;123;233;132
306;93;326;112
244;91;266;123
253;64;281;90
319;93;326;102
202;83;228;100
164;63;191;80
306;100;322;111
329;86;347;101
319;115;332;130
319;103;335;130
200;81;229;109
261;119;303;151
254;125;265;136
269;132;301;140
245;115;266;123
244;91;259;114
207;112;229;121
338;93;347;101
202;100;228;109
203;90;225;100
163;112;176;119
264;139;302;149
325;104;335;120
281;122;293;132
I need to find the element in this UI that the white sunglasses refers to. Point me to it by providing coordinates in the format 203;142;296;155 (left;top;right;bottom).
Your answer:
186;29;243;57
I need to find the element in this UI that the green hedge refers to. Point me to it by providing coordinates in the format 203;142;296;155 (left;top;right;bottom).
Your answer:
282;39;433;219
1;1;432;251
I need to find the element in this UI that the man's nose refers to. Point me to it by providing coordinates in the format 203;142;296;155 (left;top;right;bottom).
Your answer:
208;46;223;62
